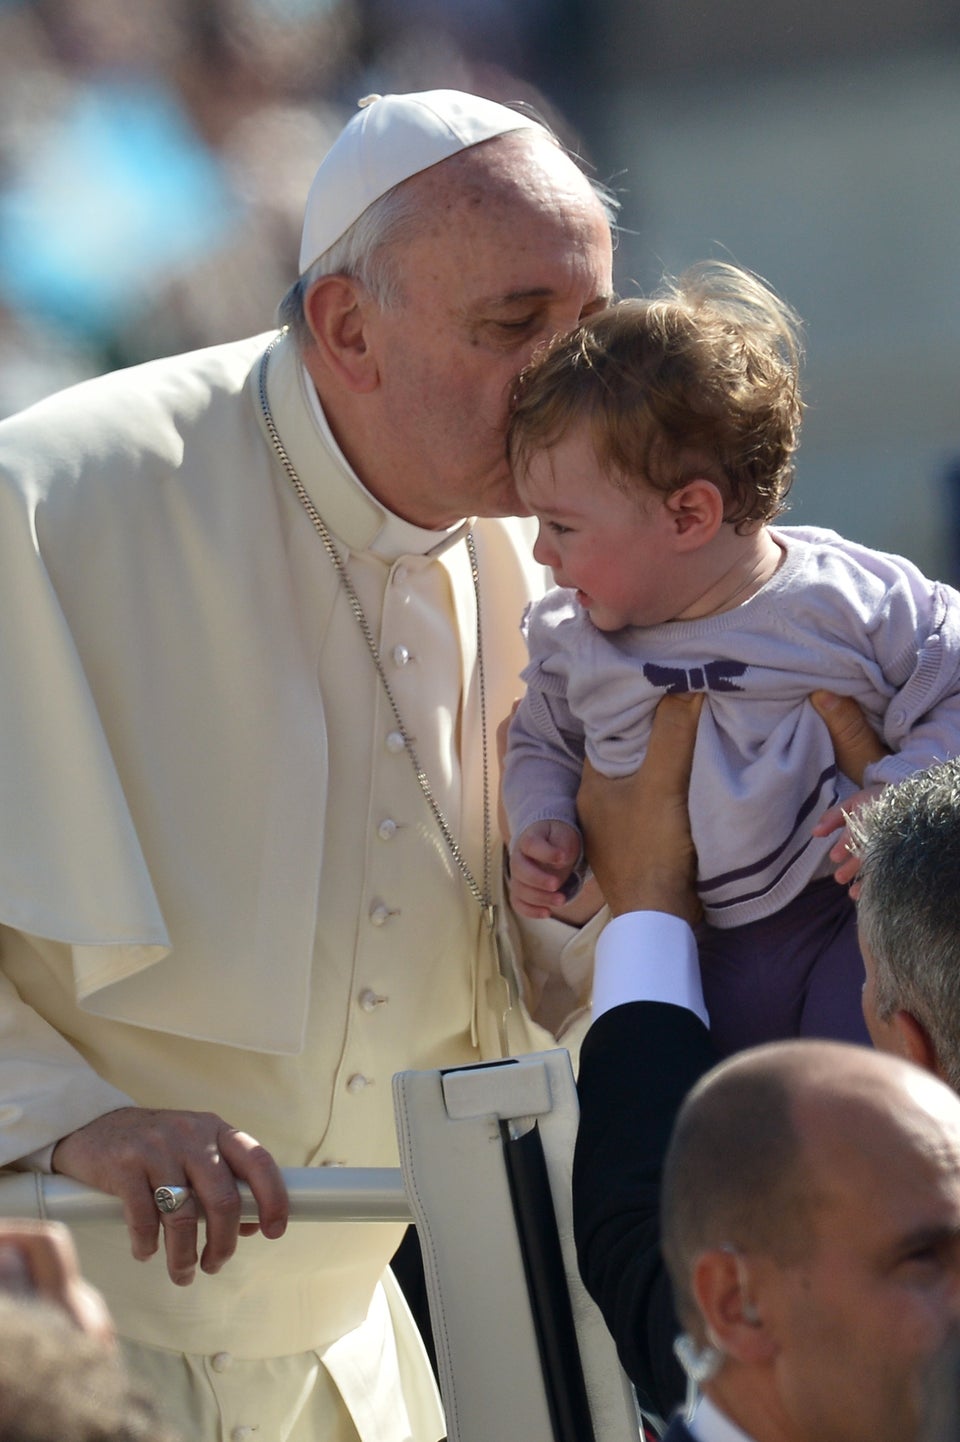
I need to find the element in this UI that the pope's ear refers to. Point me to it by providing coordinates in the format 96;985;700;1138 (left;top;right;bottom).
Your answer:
301;275;380;393
664;480;725;549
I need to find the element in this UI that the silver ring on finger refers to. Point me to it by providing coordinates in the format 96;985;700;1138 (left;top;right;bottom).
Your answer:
154;1184;193;1215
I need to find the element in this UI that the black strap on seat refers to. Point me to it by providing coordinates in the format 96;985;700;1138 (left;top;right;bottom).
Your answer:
500;1119;597;1442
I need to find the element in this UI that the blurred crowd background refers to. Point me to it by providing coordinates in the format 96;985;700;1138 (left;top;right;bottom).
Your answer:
0;0;957;573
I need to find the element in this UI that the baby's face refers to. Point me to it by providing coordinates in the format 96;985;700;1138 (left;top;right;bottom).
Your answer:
517;423;681;631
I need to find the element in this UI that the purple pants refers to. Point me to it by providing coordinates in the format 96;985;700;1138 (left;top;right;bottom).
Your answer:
695;875;870;1059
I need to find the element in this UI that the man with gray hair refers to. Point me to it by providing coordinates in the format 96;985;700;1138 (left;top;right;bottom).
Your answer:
851;756;960;1088
0;90;613;1440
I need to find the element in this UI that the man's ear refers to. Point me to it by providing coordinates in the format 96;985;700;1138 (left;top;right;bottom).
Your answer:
302;275;380;393
692;1249;777;1365
888;1008;940;1076
664;480;725;550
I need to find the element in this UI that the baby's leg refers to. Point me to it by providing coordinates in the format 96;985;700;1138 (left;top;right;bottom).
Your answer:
697;877;868;1057
798;884;870;1045
697;912;806;1058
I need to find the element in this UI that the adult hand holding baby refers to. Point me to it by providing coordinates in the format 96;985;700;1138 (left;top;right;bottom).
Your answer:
811;690;890;887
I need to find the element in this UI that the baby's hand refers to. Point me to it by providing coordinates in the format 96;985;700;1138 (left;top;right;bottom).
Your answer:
509;820;582;919
812;783;885;890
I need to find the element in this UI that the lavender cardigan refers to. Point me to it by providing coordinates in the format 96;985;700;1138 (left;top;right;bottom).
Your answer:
503;526;960;928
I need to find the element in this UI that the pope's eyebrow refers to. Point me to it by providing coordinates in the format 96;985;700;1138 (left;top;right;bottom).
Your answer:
482;288;555;309
486;286;613;308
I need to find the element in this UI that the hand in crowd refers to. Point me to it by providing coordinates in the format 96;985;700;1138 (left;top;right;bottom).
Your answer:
0;1218;114;1345
577;693;704;924
810;689;890;887
813;782;886;885
51;1108;288;1286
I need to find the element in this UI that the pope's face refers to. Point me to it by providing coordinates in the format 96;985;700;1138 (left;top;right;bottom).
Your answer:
360;134;614;529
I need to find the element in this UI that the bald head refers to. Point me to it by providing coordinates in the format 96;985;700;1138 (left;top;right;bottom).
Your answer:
662;1040;960;1336
404;125;612;230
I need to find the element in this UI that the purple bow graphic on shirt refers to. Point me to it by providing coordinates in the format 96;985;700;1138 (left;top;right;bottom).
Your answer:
642;659;748;694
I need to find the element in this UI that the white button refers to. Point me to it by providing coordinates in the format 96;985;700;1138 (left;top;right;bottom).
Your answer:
392;644;411;666
210;1352;232;1373
369;903;394;927
320;1158;346;1168
347;1073;370;1093
359;988;387;1012
385;731;405;753
377;818;398;841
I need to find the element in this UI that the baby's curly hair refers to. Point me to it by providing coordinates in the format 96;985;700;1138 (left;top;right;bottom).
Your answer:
509;261;804;530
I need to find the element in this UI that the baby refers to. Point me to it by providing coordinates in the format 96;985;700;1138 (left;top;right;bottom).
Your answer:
502;262;960;1056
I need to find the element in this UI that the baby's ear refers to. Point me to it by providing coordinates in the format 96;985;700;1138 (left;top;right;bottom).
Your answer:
665;479;725;549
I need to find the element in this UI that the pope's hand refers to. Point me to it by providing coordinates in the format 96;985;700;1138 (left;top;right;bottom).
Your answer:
51;1107;288;1286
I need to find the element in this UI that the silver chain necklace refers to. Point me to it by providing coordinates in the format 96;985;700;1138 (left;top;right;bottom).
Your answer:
258;335;495;929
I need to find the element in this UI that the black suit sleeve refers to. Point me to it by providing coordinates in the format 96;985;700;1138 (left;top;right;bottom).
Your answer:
573;1001;717;1420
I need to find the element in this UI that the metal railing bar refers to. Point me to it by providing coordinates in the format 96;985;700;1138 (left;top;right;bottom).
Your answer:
0;1167;411;1224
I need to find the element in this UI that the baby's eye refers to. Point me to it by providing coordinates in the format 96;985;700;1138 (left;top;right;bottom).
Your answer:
547;520;573;536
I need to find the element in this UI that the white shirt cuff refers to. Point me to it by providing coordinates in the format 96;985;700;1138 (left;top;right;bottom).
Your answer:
593;911;709;1027
8;1143;57;1174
